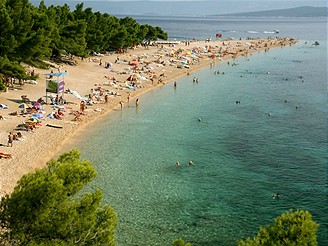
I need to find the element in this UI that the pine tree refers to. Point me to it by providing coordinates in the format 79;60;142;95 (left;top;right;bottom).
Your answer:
238;209;319;246
0;149;117;245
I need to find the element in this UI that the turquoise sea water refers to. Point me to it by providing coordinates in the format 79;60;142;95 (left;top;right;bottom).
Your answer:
62;18;327;245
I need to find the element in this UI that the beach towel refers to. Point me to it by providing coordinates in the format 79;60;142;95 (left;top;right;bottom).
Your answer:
125;82;136;90
70;90;88;101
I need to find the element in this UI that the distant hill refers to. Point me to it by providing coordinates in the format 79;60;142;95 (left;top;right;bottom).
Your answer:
211;6;328;17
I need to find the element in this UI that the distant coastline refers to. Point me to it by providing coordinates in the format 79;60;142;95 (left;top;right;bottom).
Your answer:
29;1;327;18
98;7;328;19
210;6;328;18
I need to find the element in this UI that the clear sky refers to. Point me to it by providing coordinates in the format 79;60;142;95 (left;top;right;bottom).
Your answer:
40;0;327;16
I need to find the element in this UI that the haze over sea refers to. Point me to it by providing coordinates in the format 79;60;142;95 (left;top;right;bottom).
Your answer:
64;17;327;245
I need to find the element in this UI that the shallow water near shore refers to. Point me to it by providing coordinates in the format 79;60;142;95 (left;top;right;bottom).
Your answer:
66;40;328;245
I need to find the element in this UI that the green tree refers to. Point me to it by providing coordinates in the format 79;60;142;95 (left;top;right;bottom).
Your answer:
143;24;168;43
0;77;5;91
5;0;35;61
0;149;117;245
119;17;140;47
110;26;129;50
0;0;16;56
0;56;28;80
238;209;319;246
59;19;87;56
101;14;120;51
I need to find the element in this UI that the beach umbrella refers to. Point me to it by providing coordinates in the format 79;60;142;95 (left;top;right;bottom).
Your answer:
18;103;30;109
33;102;41;107
129;60;137;66
25;118;38;123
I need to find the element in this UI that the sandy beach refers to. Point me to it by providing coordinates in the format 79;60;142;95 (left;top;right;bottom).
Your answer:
0;37;297;195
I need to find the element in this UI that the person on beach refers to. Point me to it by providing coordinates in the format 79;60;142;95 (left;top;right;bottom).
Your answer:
13;133;19;141
57;109;65;117
72;111;82;122
80;100;86;114
17;131;23;139
127;93;130;104
37;97;46;105
104;94;109;104
49;69;54;78
135;98;139;107
174;81;177;87
119;101;123;110
53;111;62;120
54;94;59;105
0;152;12;159
7;132;14;147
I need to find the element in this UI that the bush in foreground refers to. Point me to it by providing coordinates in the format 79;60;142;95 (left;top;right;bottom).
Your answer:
172;238;192;246
0;149;117;245
238;209;319;246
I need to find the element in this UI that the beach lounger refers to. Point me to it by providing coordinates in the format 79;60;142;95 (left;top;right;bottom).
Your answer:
0;104;8;109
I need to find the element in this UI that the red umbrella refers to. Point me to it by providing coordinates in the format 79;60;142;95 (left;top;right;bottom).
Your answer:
129;60;137;66
33;102;41;107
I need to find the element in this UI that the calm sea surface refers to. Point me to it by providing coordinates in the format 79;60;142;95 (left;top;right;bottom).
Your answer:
62;17;327;245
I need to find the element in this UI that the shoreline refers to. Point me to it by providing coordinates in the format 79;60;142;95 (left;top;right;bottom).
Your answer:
0;37;298;195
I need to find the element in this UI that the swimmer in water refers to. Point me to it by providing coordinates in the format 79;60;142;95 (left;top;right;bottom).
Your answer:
176;161;180;166
188;161;193;166
273;193;282;199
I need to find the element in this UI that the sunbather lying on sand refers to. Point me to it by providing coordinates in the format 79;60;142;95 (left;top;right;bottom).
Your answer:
0;152;12;159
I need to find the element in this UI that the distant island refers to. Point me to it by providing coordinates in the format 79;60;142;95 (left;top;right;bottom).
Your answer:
210;6;328;17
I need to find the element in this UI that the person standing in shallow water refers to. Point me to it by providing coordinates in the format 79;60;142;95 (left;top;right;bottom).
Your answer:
135;98;139;107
